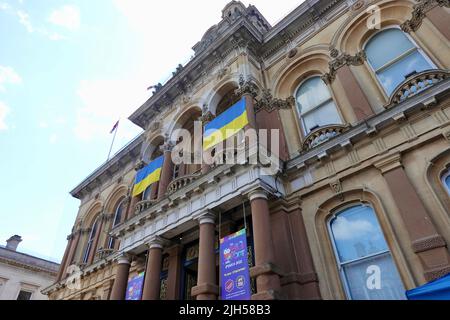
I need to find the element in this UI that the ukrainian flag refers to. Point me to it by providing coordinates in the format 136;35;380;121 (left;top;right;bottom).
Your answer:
203;98;249;151
132;156;164;197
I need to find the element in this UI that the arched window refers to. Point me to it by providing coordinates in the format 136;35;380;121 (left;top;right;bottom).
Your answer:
295;76;342;135
365;27;434;96
142;186;152;201
443;170;450;195
82;216;99;264
329;205;405;300
108;199;126;249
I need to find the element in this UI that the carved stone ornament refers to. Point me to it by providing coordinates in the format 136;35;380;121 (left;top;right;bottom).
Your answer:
235;74;259;98
322;51;367;84
200;104;215;123
255;89;295;113
134;160;146;171
401;0;449;33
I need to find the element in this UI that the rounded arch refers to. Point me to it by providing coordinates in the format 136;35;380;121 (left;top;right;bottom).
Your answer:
331;0;416;54
314;188;415;298
204;77;240;116
169;104;203;136
273;51;331;98
81;201;104;229
426;147;450;215
104;184;129;214
142;135;165;163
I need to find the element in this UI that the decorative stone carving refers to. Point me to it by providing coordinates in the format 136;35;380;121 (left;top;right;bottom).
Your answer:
148;121;161;132
200;104;215;123
351;0;365;11
322;51;366;84
235;74;259;98
172;64;184;77
255;89;295;113
386;69;449;106
330;180;342;194
401;0;449;33
134;160;146;172
148;83;163;95
412;234;447;253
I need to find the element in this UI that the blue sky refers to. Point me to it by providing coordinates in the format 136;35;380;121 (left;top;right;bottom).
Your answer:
0;0;302;262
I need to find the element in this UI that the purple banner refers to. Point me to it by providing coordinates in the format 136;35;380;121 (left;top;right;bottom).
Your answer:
125;272;145;300
220;228;251;300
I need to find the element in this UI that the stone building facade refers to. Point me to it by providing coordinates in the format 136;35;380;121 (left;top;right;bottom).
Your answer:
43;0;450;300
0;236;59;300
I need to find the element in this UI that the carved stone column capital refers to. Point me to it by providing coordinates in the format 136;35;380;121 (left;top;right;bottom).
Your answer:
248;189;269;202
193;210;216;225
255;89;295;113
115;253;132;265
235;74;259;98
200;104;215;124
144;236;169;250
134;160;146;172
401;0;449;33
322;50;366;84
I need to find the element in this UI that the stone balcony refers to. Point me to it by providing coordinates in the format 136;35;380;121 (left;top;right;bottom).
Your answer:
388;69;450;106
167;171;202;195
302;124;349;151
94;248;116;261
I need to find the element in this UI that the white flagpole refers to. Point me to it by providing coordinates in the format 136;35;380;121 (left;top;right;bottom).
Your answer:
107;121;119;161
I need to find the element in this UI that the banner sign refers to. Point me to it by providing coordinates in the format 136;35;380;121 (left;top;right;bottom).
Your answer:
125;272;145;300
220;228;252;300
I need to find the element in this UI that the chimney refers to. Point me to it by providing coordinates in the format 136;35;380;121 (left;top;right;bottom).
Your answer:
6;235;22;251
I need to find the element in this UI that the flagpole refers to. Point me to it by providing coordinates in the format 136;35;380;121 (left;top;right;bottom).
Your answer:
107;121;119;161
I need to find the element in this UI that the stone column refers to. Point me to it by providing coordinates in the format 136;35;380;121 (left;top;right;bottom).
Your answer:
166;245;182;300
426;6;450;41
192;211;218;300
64;229;81;276
56;234;74;282
248;189;282;300
142;238;165;300
126;196;140;220
286;202;321;299
158;142;174;199
336;65;374;121
375;154;450;281
110;254;131;300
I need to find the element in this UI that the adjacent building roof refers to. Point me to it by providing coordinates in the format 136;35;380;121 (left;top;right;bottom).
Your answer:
0;245;60;275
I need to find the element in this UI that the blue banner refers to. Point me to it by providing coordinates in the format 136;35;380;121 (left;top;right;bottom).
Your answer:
220;229;252;300
125;272;145;300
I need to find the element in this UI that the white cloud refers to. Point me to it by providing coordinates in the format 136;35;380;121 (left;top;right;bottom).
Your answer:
332;216;376;241
0;2;11;11
0;101;11;131
49;133;58;144
0;65;22;92
48;5;80;31
74;78;144;141
17;10;33;32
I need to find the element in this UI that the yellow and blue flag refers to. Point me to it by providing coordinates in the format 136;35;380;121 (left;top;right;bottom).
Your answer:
203;98;248;151
132;156;164;197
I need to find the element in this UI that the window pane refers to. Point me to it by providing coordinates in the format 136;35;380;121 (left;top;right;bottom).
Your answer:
366;28;415;70
445;175;450;193
331;205;388;263
377;50;432;95
17;290;32;300
113;201;124;227
302;100;342;133
343;253;406;300
296;77;331;113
